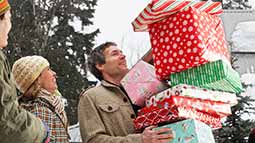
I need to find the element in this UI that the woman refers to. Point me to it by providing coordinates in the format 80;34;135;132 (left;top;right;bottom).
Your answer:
12;55;69;143
0;0;49;142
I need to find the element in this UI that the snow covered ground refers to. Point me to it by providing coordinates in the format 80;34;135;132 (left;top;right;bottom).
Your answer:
69;123;82;142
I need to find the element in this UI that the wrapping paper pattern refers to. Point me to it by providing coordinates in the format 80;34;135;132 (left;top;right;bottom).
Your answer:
170;60;243;93
155;119;216;143
121;60;168;106
146;84;238;107
175;106;222;129
134;108;184;130
140;96;231;117
134;106;222;130
149;6;229;80
132;0;222;31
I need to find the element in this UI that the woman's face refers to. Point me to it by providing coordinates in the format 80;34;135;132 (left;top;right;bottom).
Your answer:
38;66;58;94
0;10;11;49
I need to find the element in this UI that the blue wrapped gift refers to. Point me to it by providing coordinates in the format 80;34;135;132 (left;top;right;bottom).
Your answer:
154;119;215;143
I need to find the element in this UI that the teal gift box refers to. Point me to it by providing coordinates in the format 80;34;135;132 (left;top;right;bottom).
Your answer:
155;119;215;143
170;60;243;93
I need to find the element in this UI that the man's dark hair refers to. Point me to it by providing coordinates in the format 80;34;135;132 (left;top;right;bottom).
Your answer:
248;128;255;143
0;13;5;20
88;42;117;81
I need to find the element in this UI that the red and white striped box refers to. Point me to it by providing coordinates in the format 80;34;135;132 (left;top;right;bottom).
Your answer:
132;0;223;32
146;84;238;107
140;96;231;117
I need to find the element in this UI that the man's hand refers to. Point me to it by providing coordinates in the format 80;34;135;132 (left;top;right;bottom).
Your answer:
142;126;174;143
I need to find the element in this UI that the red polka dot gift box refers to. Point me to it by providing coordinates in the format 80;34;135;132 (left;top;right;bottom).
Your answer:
132;0;230;80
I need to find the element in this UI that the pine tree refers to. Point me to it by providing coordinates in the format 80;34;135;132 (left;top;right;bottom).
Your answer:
5;0;99;125
214;94;255;143
213;56;255;143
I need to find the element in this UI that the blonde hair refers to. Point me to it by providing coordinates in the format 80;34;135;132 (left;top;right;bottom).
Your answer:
23;79;41;98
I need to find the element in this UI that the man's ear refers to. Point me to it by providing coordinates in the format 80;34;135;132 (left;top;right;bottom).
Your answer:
96;63;104;72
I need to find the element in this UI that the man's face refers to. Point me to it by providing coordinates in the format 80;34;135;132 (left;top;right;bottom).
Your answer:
98;45;129;79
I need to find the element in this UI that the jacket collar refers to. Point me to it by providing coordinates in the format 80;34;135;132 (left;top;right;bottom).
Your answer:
101;80;121;88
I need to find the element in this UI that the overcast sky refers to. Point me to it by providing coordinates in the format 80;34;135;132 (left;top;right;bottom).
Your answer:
90;0;152;67
93;0;150;45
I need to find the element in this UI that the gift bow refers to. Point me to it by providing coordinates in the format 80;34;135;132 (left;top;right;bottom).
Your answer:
132;0;223;32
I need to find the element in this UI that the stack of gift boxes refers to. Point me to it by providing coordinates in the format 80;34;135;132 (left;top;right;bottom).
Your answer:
121;0;243;142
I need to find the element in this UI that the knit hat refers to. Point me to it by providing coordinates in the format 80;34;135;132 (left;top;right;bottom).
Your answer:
0;0;10;16
12;55;50;93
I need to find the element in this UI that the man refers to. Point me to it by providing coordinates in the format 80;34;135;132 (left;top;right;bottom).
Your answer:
0;0;49;142
78;42;174;143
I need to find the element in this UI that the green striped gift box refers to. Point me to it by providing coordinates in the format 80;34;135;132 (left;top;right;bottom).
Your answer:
170;60;243;93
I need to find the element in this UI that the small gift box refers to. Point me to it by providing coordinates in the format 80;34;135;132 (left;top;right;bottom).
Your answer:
132;0;223;32
166;96;231;117
134;108;184;130
143;96;231;117
134;106;222;130
121;60;168;106
170;60;243;93
146;84;238;107
154;119;216;143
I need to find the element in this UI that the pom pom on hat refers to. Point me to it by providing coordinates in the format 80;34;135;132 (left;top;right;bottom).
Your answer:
0;0;10;16
12;55;50;93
